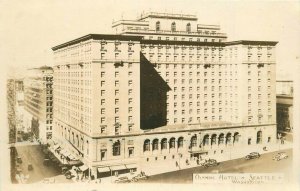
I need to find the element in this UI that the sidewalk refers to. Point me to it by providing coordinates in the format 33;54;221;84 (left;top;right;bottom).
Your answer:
140;141;293;176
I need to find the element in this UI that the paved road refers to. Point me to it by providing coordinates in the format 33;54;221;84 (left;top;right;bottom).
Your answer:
15;144;72;183
139;149;293;184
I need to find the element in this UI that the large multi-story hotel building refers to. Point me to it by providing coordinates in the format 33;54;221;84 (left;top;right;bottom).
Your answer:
52;12;278;178
23;66;54;143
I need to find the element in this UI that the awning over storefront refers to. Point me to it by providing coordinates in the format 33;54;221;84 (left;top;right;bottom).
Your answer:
98;167;110;173
60;149;71;157
79;165;89;172
125;164;137;169
188;150;208;154
69;154;77;160
110;165;127;171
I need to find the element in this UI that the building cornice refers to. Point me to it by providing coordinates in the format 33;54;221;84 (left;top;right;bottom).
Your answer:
52;34;143;51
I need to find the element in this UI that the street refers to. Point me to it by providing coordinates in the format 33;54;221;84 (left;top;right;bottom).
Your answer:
15;144;72;183
139;149;293;184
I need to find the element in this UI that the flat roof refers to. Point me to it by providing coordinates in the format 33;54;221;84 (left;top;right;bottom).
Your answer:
138;12;198;21
52;34;143;51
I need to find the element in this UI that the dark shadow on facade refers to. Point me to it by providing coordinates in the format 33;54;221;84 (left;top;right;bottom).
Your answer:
31;117;40;139
140;53;171;130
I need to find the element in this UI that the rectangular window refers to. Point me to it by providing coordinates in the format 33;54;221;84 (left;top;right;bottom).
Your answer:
129;98;133;104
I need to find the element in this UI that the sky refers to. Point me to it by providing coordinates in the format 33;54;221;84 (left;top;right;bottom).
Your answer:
1;0;300;80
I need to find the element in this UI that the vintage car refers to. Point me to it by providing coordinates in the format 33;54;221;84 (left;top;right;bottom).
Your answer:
272;152;288;161
114;176;131;183
17;157;22;164
245;152;260;160
202;159;219;167
131;174;149;182
28;163;33;171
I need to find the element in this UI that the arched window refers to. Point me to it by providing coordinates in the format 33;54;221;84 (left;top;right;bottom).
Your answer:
171;22;176;32
211;134;217;145
226;133;232;144
178;137;184;148
203;135;209;146
169;137;176;149
233;132;239;144
113;141;120;156
256;131;262;144
161;138;168;150
143;139;150;152
186;23;191;32
218;134;224;145
152;139;159;151
191;136;197;147
156;21;160;31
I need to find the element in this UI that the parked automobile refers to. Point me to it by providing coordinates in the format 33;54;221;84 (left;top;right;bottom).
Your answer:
16;168;22;174
131;174;149;182
272;152;288;161
43;159;50;166
245;152;260;160
114;176;131;183
65;171;76;179
28;164;33;171
17;157;22;164
202;159;219;167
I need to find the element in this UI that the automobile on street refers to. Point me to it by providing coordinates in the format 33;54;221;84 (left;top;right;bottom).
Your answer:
201;159;219;167
131;173;149;182
272;152;288;161
114;176;131;183
245;152;260;160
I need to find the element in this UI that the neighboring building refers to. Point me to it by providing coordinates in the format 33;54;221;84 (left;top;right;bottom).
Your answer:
52;12;278;178
276;80;293;132
23;66;54;143
7;79;24;143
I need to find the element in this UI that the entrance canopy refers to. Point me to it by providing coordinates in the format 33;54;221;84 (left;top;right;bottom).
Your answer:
110;165;127;171
98;167;110;173
188;150;208;154
125;164;138;169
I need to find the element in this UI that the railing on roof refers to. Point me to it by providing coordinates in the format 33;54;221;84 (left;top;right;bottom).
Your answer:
139;12;197;19
122;28;227;37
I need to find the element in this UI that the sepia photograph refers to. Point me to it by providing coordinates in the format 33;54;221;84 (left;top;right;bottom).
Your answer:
1;0;300;190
